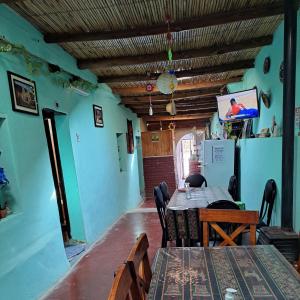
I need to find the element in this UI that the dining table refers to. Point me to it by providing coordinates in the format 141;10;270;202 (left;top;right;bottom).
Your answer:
167;186;234;210
148;245;300;299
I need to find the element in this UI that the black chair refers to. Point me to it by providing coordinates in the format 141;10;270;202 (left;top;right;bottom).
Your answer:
259;179;277;228
228;175;239;202
153;186;168;247
185;174;207;188
207;200;240;210
206;200;240;245
154;187;188;247
159;181;170;204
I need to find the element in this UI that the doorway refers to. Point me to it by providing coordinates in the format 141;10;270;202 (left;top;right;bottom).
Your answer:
43;109;71;243
136;136;145;197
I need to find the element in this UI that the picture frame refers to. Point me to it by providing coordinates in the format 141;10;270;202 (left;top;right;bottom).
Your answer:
7;71;39;115
151;132;160;142
93;105;104;127
126;119;134;154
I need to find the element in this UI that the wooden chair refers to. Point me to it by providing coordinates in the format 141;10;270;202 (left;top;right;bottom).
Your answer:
127;233;152;298
200;209;259;246
107;263;141;300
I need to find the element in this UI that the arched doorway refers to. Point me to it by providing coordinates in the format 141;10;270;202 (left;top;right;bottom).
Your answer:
175;129;204;188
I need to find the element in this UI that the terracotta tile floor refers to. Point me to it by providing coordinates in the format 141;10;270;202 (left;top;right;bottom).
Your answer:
43;210;161;300
139;199;156;208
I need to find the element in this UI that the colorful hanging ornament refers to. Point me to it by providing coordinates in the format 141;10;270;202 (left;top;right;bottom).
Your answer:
167;48;173;61
157;72;178;94
166;25;173;62
157;14;177;95
146;83;154;92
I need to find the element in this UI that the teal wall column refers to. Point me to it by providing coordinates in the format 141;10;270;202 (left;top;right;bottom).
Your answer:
0;4;142;300
210;10;300;231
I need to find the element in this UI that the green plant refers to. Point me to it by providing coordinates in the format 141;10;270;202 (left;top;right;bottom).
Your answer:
224;122;232;138
0;37;98;93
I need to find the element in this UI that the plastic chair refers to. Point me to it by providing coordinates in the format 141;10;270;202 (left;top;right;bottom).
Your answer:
228;175;238;201
154;186;168;247
185;174;207;188
207;200;240;210
159;181;170;204
259;179;277;228
154;187;185;247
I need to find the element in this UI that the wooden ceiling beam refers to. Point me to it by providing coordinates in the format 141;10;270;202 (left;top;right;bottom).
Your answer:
127;102;217;110
80;36;272;69
133;106;216;113
113;77;242;96
122;96;217;105
122;86;222;101
0;0;21;3
44;2;283;44
131;107;217;115
101;59;254;83
142;113;213;121
146;120;208;130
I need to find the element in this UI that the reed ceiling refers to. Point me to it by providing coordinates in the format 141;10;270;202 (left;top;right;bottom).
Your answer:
4;0;285;125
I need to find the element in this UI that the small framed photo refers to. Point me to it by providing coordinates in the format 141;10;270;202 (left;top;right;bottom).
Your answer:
93;105;104;127
127;119;134;154
7;71;39;115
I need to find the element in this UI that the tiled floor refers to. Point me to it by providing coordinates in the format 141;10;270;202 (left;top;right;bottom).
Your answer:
43;210;161;300
139;198;156;208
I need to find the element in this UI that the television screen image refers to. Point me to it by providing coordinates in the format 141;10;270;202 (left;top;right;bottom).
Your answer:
217;88;259;122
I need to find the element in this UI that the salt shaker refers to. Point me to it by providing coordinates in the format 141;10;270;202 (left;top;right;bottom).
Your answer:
225;288;237;300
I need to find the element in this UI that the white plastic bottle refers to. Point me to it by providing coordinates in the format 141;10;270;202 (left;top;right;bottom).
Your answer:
225;288;237;300
184;182;191;199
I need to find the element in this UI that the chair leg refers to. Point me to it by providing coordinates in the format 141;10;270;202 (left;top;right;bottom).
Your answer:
161;231;167;248
176;238;182;247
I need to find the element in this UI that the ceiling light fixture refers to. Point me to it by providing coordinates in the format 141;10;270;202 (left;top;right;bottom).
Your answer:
149;94;153;116
146;83;154;116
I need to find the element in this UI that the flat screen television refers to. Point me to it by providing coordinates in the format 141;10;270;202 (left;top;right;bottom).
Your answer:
216;88;259;122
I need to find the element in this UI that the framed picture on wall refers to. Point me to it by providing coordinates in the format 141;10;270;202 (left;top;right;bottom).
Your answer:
93;105;104;127
127;119;134;154
7;71;39;115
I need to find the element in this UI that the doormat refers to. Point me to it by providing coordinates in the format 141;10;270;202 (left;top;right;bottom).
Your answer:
65;243;86;261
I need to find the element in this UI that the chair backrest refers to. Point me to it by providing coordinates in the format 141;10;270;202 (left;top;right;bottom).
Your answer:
200;209;259;246
154;186;166;230
259;179;277;226
127;233;152;297
159;181;170;204
228;175;238;201
185;174;207;188
108;263;141;300
207;200;240;210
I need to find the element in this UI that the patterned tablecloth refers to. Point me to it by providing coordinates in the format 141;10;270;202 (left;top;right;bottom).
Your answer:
167;187;234;210
148;246;300;299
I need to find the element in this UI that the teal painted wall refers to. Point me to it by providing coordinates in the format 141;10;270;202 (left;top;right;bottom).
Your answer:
0;5;141;300
210;11;300;231
238;137;282;226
